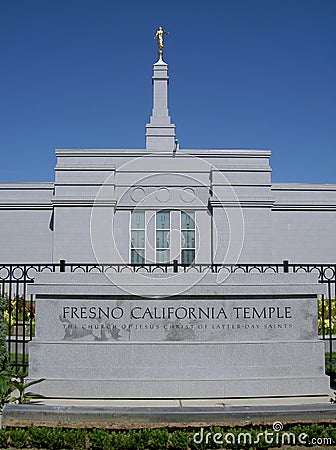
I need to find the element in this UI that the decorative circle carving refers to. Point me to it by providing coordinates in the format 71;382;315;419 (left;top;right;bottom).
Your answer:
180;187;195;203
130;187;145;202
155;187;170;203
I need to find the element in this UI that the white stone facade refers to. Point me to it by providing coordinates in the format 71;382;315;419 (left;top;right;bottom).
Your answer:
1;58;336;264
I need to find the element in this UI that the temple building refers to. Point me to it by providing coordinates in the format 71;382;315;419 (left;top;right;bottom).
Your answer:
1;54;336;265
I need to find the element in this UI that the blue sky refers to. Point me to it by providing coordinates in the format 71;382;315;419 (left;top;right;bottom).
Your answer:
0;0;335;183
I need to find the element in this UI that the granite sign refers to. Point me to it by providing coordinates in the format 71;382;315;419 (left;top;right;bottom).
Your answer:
26;272;330;399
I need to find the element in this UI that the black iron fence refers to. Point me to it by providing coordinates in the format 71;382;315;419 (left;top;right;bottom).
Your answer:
1;260;335;385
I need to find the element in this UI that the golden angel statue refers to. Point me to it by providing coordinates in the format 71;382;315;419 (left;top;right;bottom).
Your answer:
154;26;169;55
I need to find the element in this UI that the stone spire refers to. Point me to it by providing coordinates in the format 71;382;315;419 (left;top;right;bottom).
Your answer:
145;56;176;151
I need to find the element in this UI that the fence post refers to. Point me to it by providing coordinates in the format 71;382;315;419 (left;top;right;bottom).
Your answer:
173;260;178;273
60;259;66;273
283;260;289;273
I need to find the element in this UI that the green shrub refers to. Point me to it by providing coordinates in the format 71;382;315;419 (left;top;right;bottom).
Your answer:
325;352;336;378
325;424;336;442
0;423;334;450
318;296;336;335
169;430;190;449
111;429;143;450
0;297;9;374
0;428;8;448
63;428;89;450
26;425;47;448
148;428;169;449
27;426;66;449
290;423;326;441
44;427;67;450
90;428;113;450
6;427;29;449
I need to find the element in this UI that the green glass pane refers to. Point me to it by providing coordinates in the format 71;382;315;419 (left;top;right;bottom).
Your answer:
156;210;170;229
131;249;145;264
181;249;195;265
181;230;195;248
131;211;145;229
156;249;170;263
181;211;195;229
131;230;145;248
156;230;170;249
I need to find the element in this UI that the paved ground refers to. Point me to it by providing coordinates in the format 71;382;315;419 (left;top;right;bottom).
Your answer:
36;393;334;408
2;394;336;429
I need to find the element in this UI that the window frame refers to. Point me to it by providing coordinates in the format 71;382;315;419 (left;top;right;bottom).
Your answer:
130;210;146;264
155;210;171;264
180;211;196;265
